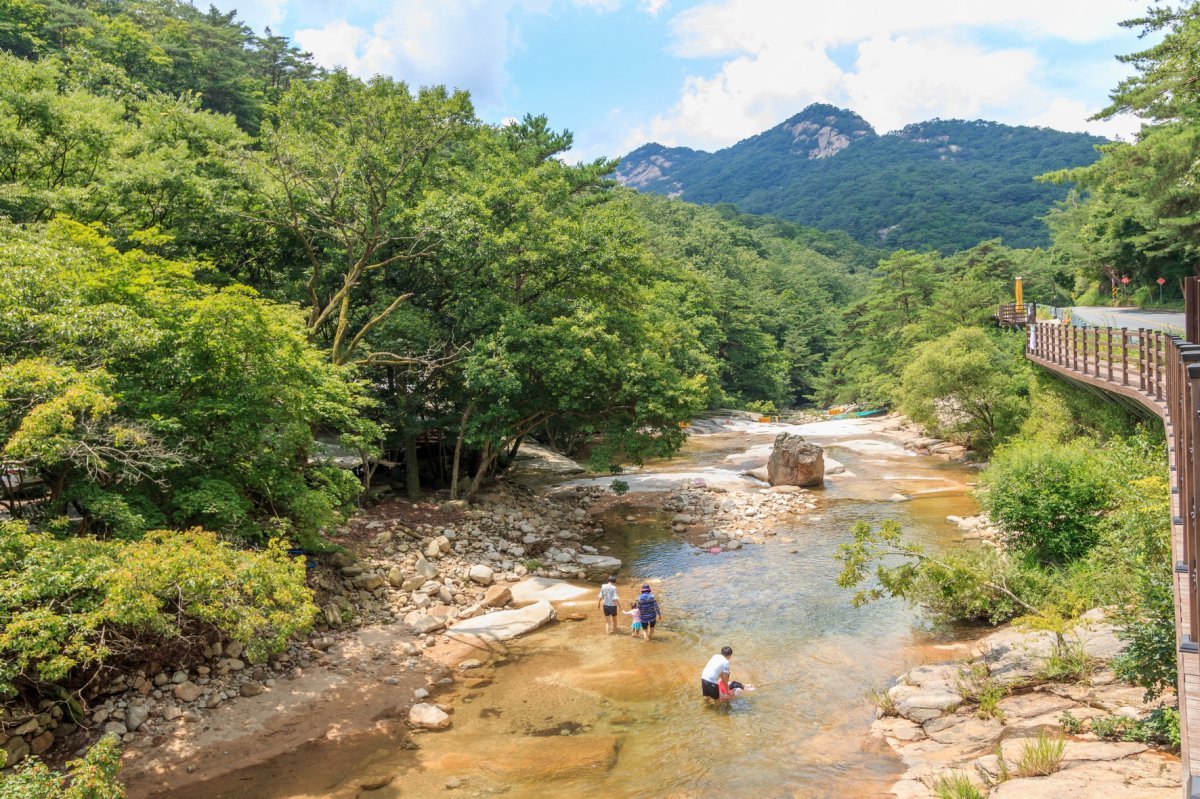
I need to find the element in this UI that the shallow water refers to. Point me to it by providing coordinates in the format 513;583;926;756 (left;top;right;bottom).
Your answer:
170;424;983;798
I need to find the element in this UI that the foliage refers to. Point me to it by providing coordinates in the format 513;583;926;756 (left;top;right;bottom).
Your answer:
867;686;898;717
623;192;864;406
978;438;1114;565
1058;710;1084;735
1033;635;1093;683
1090;707;1180;751
0;734;124;799
1042;4;1200;295
617;104;1105;252
0;218;379;543
610;479;630;496
836;519;1041;625
817;241;1053;409
1014;730;1066;777
899;327;1031;454
931;771;984;799
0;520;315;699
956;663;1008;720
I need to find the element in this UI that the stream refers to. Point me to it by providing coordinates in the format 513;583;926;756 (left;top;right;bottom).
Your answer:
178;419;983;798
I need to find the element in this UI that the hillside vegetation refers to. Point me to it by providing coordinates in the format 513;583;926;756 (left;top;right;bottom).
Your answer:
617;104;1106;252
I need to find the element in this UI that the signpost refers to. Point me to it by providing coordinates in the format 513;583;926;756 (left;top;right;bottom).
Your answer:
1121;275;1130;305
1158;276;1167;304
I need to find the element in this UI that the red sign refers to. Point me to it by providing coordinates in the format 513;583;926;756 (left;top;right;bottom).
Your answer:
1157;277;1167;285
1121;276;1130;284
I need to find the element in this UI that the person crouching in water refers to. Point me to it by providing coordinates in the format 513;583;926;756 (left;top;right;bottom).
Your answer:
701;646;733;701
637;584;662;641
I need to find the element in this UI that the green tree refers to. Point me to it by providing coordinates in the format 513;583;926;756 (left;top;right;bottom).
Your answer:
899;327;1031;453
249;70;475;367
0;218;377;542
978;439;1115;565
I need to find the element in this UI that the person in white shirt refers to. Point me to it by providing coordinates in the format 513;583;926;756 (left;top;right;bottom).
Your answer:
597;576;619;634
701;646;733;700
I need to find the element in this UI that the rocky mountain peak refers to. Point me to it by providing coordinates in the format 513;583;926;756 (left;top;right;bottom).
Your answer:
778;104;876;159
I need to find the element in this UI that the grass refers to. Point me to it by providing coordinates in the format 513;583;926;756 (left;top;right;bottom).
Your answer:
867;686;898;716
1015;730;1066;777
956;662;1008;721
932;770;984;799
1036;638;1093;683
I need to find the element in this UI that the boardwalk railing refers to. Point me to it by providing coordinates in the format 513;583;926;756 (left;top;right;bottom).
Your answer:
1020;277;1200;797
997;302;1034;326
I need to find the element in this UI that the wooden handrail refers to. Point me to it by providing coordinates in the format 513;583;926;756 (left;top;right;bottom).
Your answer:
1021;286;1200;794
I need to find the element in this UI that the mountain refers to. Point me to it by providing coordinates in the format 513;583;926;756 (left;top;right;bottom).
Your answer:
615;104;1106;252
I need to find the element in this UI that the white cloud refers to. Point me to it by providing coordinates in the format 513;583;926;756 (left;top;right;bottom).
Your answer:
1030;98;1140;141
295;1;515;104
572;0;623;10
206;0;289;31
844;35;1039;132
639;0;670;16
630;0;1147;152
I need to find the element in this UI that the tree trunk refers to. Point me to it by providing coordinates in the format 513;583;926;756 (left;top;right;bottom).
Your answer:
449;401;475;500
404;429;421;500
465;442;495;501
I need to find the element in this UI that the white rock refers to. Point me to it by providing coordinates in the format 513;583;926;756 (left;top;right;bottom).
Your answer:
408;703;451;729
447;600;556;642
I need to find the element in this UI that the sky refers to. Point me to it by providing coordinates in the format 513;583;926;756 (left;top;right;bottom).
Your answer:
211;0;1155;162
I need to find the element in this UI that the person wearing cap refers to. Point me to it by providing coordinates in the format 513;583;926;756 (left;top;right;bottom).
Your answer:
701;646;733;701
597;576;619;634
636;583;662;641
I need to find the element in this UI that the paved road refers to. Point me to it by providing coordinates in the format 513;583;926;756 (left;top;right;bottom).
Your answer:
1068;306;1185;334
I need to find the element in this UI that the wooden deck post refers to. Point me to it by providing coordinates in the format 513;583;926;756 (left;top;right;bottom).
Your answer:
1121;328;1129;386
1139;329;1148;391
1107;328;1114;382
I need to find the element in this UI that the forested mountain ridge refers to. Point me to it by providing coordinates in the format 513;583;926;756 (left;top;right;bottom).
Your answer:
616;103;1107;252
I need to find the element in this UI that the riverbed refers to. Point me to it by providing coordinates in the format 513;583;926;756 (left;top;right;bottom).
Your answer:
164;419;983;798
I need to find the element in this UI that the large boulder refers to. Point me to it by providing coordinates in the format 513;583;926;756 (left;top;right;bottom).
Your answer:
766;433;824;487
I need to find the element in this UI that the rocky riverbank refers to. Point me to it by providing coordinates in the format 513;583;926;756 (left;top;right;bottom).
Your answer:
5;411;976;796
873;611;1180;798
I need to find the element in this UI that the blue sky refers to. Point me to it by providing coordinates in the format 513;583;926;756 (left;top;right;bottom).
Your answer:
214;0;1154;161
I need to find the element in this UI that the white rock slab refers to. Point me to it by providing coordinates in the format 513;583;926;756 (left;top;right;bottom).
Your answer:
447;600;557;642
509;577;592;606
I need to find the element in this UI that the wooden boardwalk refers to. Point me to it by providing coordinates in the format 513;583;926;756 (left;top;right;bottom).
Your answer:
1013;280;1200;796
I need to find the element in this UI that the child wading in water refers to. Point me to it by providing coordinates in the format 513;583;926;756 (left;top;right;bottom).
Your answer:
622;601;642;636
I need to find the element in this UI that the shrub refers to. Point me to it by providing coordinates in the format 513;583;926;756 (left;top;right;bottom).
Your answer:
932;770;983;799
1015;731;1066;777
979;438;1114;565
836;519;1045;626
610;479;630;496
0;734;123;798
893;545;1045;626
0;522;315;699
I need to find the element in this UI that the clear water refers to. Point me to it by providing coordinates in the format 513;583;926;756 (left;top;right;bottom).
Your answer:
156;427;981;799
